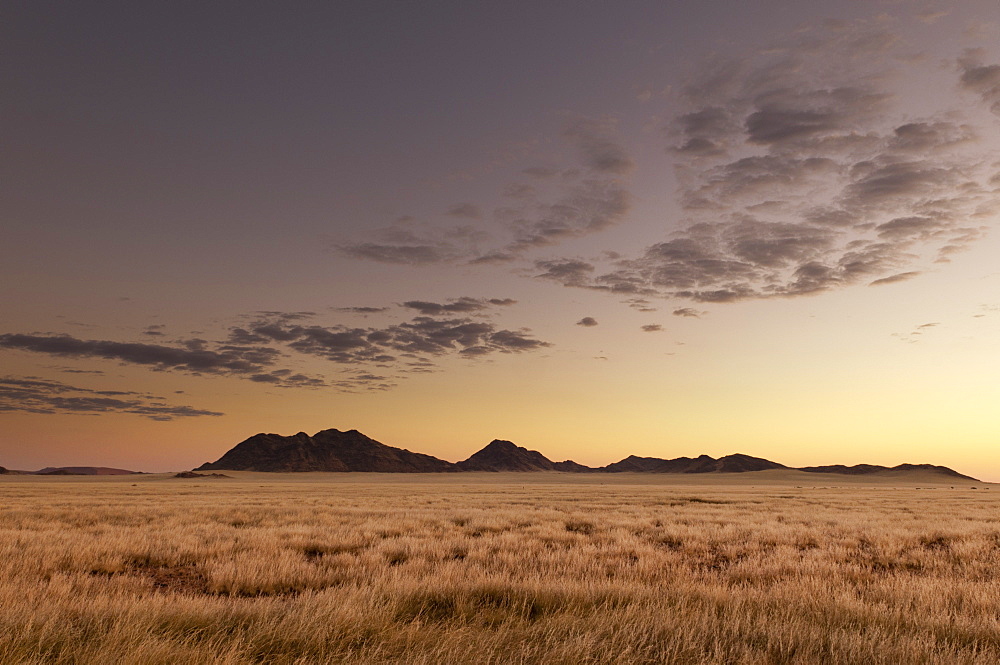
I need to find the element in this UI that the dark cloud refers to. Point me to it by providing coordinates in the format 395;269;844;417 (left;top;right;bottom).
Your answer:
0;376;223;420
536;30;1000;305
339;242;459;265
0;333;283;375
401;297;516;316
641;324;663;332
673;107;736;156
502;184;537;200
869;271;921;286
468;251;517;265
576;317;598;327
535;259;596;287
625;298;657;312
49;367;105;375
335;306;390;314
233;311;550;364
2;299;548;395
959;49;1000;115
672;308;702;318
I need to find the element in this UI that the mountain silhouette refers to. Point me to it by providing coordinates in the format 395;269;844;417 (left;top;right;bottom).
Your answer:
801;463;974;479
195;428;454;473
34;466;137;475
601;453;784;473
193;428;979;481
457;440;590;472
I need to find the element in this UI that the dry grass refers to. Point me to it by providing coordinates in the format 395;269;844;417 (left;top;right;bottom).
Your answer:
1;473;998;664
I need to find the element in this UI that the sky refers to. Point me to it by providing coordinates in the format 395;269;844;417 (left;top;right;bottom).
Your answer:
3;1;1000;479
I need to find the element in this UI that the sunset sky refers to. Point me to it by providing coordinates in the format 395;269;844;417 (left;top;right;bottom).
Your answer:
3;1;1000;479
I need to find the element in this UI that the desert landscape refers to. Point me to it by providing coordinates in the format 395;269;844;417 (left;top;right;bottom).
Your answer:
2;469;997;664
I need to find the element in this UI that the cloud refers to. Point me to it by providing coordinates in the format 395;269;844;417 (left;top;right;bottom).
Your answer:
2;300;550;395
400;297;516;316
641;324;663;332
625;298;657;312
339;241;461;265
672;308;702;317
0;333;284;375
576;317;598;327
503;179;631;253
562;116;635;175
868;271;921;286
339;116;635;266
232;310;550;365
521;167;561;179
892;321;942;344
959;49;1000;115
0;376;224;420
535;259;596;287
447;203;482;219
536;25;1000;305
334;306;390;314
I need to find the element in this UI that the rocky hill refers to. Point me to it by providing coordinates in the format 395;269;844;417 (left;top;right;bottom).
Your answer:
457;440;589;472
196;429;454;473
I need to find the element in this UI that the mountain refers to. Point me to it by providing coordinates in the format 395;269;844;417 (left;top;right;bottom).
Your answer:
191;427;979;481
34;466;137;475
600;453;785;473
715;454;787;473
196;428;455;472
457;439;591;472
800;463;977;481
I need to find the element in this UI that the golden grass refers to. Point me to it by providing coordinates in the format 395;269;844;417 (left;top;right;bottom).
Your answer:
1;473;998;664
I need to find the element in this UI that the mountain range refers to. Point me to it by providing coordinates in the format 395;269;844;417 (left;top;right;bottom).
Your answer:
195;428;979;481
0;466;139;475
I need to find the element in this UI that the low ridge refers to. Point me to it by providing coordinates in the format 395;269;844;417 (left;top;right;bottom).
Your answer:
34;466;137;476
599;453;784;473
801;463;976;480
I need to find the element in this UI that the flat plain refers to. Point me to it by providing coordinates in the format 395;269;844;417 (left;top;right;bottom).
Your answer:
1;471;998;664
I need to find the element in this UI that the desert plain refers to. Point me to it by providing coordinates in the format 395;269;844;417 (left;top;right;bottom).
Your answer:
0;471;997;664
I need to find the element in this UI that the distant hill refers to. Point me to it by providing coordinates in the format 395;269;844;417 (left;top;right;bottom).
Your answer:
600;453;784;473
800;463;976;480
34;466;137;475
196;429;454;473
457;440;590;472
191;428;979;481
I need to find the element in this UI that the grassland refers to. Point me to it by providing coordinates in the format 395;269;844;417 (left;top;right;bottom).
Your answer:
1;472;998;664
